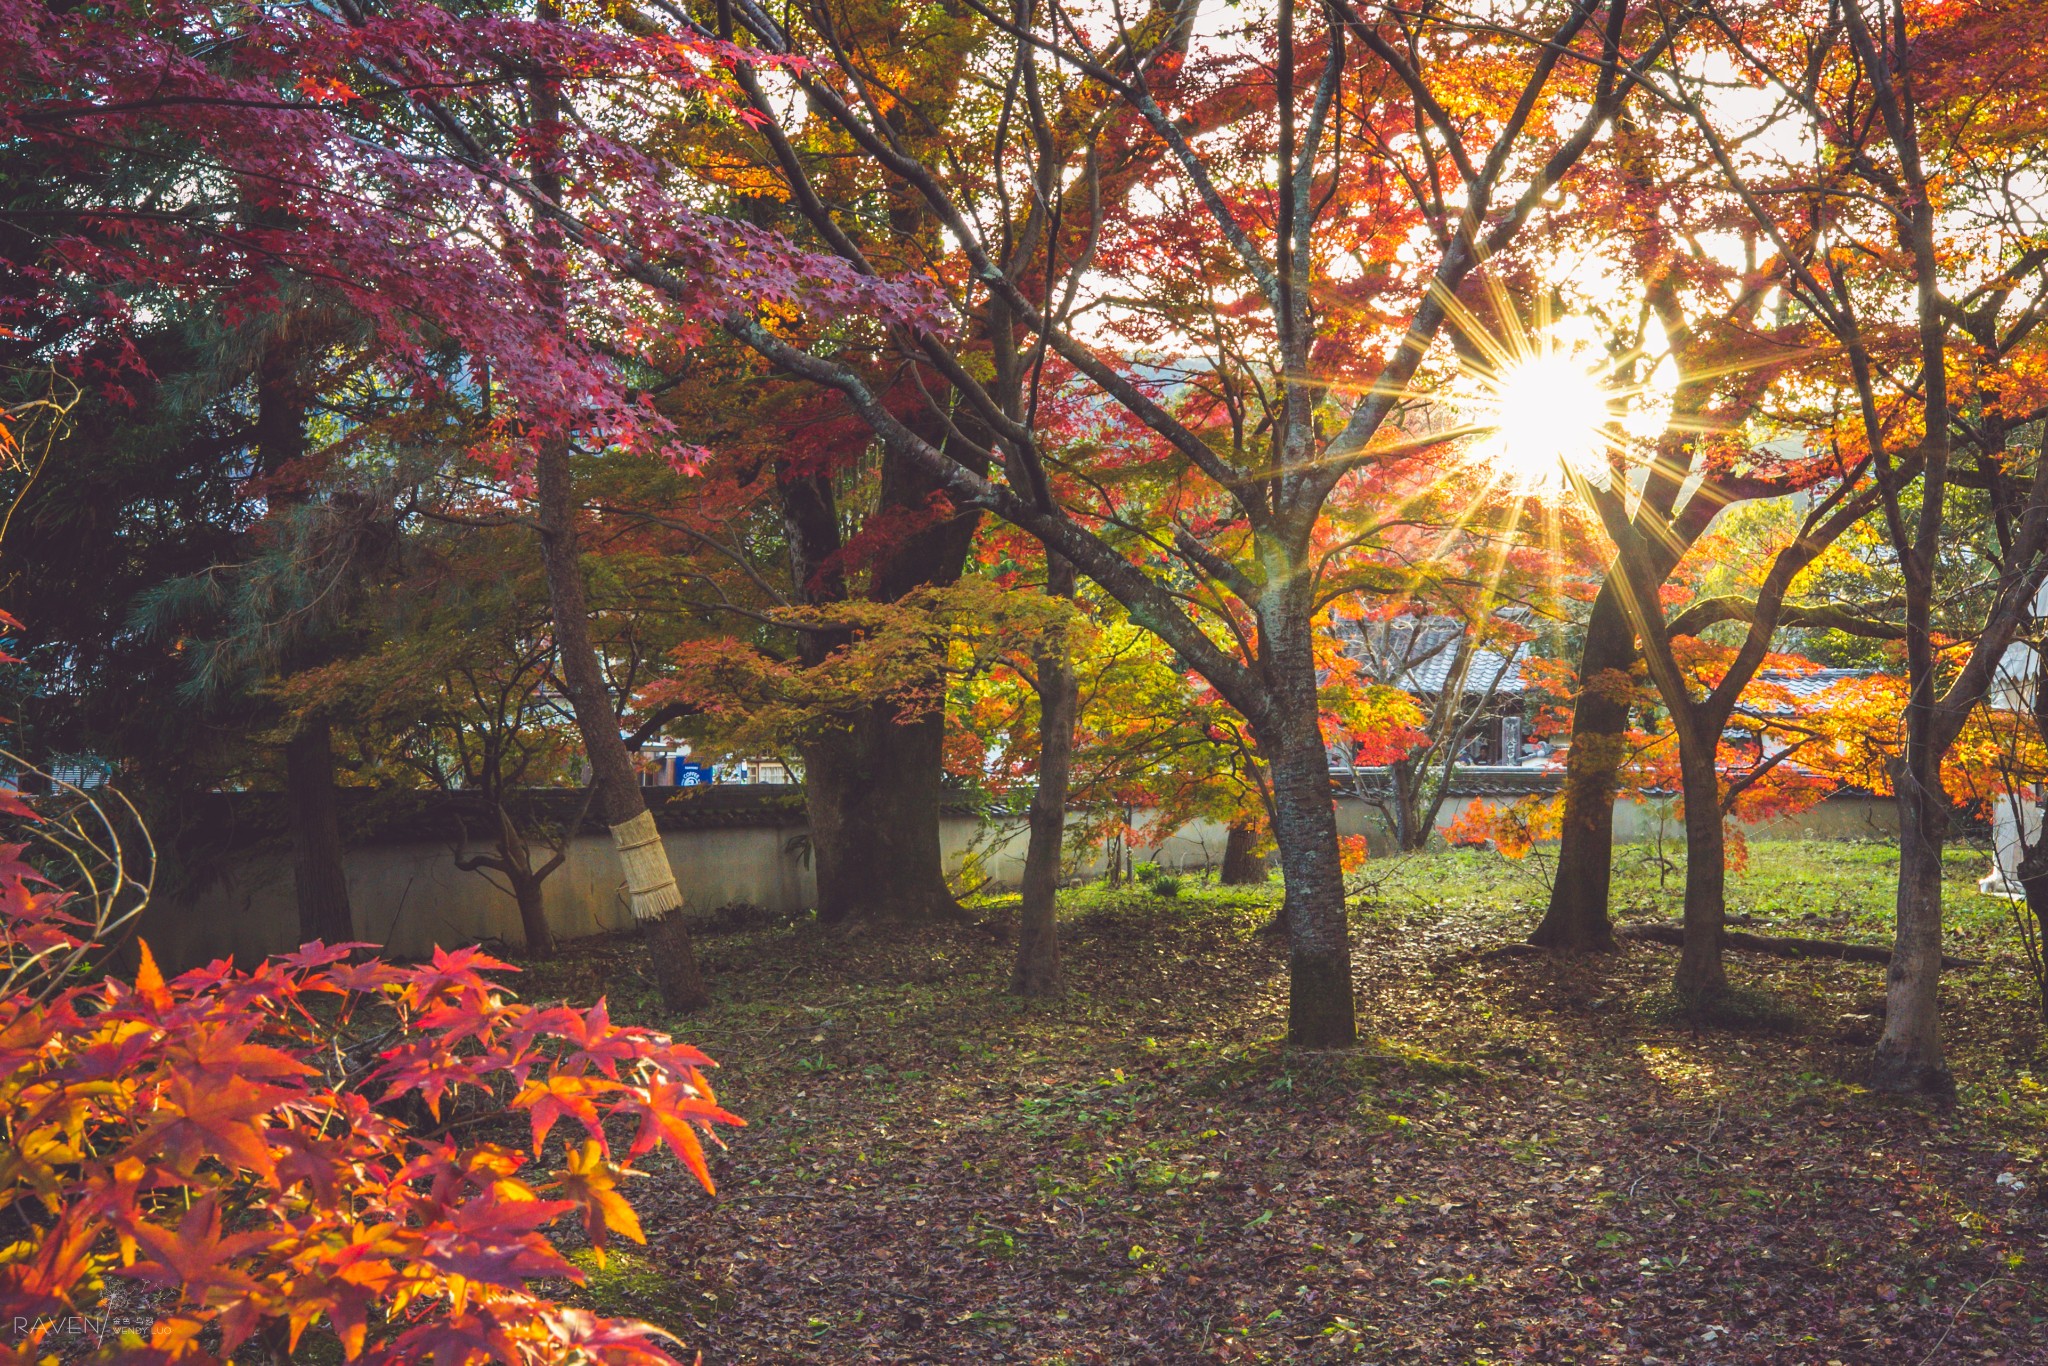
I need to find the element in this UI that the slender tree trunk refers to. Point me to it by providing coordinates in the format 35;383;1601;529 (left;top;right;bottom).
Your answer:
2018;832;2048;1022
1012;556;1077;996
1260;620;1357;1047
1532;579;1632;951
1871;753;1954;1095
1391;759;1430;853
284;717;354;946
510;869;555;959
495;811;556;958
1220;821;1264;884
1864;103;1960;1097
1672;723;1729;1000
536;436;707;1010
2021;679;2048;1021
525;19;704;1011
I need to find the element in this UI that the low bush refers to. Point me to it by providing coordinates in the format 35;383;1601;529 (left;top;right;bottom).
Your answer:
0;790;739;1365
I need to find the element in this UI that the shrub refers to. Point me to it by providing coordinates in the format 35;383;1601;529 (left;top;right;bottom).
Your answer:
1137;864;1181;898
0;785;740;1365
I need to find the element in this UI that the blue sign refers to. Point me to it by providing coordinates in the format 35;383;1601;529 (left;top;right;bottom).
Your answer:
674;762;715;787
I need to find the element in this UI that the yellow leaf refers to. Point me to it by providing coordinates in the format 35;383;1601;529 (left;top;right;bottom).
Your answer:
555;1139;645;1253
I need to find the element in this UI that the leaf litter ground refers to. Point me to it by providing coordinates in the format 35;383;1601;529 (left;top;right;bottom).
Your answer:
518;843;2048;1364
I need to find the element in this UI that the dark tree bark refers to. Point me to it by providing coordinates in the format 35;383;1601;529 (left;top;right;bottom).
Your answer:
1012;555;1077;996
2017;672;2048;1021
803;700;966;925
1219;821;1265;885
1261;612;1356;1048
284;717;354;946
2018;835;2048;1023
1870;737;1955;1095
1671;721;1730;1000
782;429;984;926
510;871;553;958
1532;580;1633;951
1384;759;1428;853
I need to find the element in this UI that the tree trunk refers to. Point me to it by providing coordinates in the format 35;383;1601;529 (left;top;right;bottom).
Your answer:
1871;765;1954;1095
1012;557;1077;995
1390;759;1431;853
535;436;707;1011
510;869;555;959
494;802;557;957
284;717;354;947
780;428;982;925
1531;579;1632;951
1672;725;1729;1001
2019;834;2048;1023
2023;673;2048;1021
802;699;966;925
1261;640;1357;1047
1220;821;1264;885
524;13;705;1011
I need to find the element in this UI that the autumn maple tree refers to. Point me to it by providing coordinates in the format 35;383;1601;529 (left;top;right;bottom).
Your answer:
1657;0;2048;1090
4;0;956;1011
671;0;1675;1045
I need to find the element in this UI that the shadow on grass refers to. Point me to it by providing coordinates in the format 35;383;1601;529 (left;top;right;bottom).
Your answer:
1639;983;1811;1035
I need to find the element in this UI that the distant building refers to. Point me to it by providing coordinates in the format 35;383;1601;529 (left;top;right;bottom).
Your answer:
1330;613;1541;768
634;737;800;787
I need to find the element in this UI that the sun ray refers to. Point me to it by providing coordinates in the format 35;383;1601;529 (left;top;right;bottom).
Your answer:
1436;293;1664;499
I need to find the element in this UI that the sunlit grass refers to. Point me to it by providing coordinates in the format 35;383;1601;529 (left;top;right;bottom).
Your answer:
1360;838;2007;946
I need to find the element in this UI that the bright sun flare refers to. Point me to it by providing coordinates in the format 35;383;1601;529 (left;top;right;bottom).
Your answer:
1479;349;1616;491
1421;280;1672;499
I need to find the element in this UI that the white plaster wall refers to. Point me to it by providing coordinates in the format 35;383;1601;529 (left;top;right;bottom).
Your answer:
150;792;1900;970
938;811;1243;886
153;825;816;971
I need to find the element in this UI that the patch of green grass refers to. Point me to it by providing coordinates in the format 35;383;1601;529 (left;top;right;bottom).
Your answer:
1702;840;1995;942
1362;837;2010;947
1059;879;1279;934
1356;846;1544;918
1368;1038;1494;1081
568;1247;682;1319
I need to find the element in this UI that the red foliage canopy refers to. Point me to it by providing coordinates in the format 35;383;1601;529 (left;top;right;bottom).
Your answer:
1;0;932;451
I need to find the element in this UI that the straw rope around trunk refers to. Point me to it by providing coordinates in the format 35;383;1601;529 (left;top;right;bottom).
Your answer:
611;811;683;920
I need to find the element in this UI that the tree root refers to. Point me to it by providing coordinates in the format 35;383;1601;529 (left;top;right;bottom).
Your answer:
1616;922;1981;970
